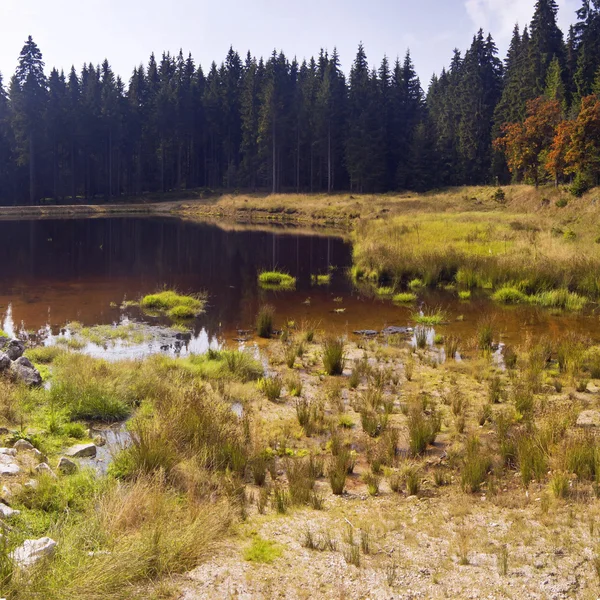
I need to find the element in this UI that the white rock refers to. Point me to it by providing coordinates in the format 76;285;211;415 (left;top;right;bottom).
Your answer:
13;439;34;452
577;410;600;427
0;448;16;457
0;454;19;476
11;537;57;567
66;443;96;458
0;503;20;518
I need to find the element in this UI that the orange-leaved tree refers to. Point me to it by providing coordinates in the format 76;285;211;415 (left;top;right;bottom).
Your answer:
494;97;562;187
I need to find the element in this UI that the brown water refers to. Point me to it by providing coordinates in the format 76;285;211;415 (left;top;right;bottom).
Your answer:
0;217;599;354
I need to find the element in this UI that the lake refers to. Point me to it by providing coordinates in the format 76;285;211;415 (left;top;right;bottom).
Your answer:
0;217;597;354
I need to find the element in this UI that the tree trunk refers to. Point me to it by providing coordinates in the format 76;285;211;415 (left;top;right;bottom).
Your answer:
272;118;277;194
28;133;35;205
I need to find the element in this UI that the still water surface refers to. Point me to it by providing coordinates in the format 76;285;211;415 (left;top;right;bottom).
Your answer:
0;217;598;352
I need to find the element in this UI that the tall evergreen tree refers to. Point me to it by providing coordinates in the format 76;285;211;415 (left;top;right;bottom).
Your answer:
11;36;47;204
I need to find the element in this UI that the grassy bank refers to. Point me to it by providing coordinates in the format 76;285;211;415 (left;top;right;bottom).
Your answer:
3;313;600;595
352;187;600;303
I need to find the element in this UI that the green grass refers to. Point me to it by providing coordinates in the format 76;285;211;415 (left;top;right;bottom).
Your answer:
0;329;8;338
322;337;345;376
256;305;275;338
244;537;283;564
411;307;446;325
78;323;148;346
140;290;205;317
492;286;529;304
393;292;417;303
458;290;471;300
530;289;588;311
258;270;296;290
375;286;395;297
24;345;65;364
491;286;587;311
312;273;331;285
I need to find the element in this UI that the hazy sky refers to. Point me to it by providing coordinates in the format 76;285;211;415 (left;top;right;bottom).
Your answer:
0;0;581;87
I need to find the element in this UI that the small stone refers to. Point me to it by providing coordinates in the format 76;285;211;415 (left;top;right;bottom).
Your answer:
0;448;16;457
11;537;57;567
0;503;20;518
13;439;34;452
0;455;20;476
93;435;106;447
0;353;10;372
57;457;77;474
24;479;38;490
34;463;56;478
66;443;96;458
5;339;25;361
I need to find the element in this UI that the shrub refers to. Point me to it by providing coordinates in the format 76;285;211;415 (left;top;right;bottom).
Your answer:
493;188;506;204
518;436;547;487
258;376;283;401
323;337;345;375
444;335;459;361
550;472;570;498
256;305;275;338
477;320;494;351
362;472;380;496
408;406;440;456
403;463;421;495
361;410;389;437
415;326;428;349
286;458;317;505
570;172;593;197
328;450;351;495
250;451;272;486
461;436;491;493
286;373;303;397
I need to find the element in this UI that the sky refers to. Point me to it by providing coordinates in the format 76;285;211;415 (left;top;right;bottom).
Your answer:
0;0;582;88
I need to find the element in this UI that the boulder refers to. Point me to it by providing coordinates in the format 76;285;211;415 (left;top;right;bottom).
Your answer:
34;463;56;478
0;335;8;347
0;502;20;518
0;353;10;372
5;339;24;361
577;410;600;428
57;457;77;474
10;362;42;387
66;443;97;458
0;455;19;476
14;356;35;369
13;439;34;452
11;537;57;568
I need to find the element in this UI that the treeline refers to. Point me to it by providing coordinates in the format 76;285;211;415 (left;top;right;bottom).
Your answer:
2;0;600;205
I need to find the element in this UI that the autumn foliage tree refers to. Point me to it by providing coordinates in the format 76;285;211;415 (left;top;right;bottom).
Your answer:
493;97;561;186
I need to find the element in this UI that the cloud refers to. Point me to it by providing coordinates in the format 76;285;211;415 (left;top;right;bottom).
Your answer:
465;0;580;46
